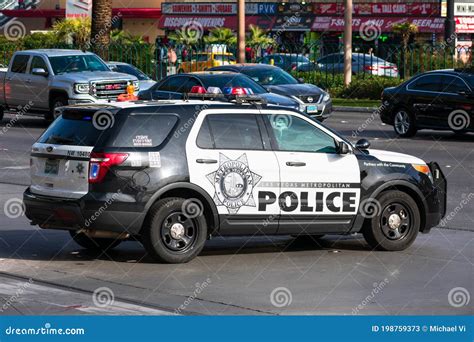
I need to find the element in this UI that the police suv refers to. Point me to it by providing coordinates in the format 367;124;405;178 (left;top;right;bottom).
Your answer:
23;93;447;263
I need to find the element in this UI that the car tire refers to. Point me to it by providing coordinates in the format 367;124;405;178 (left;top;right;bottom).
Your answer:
393;108;417;137
69;230;122;251
142;197;207;263
362;191;420;251
46;96;68;122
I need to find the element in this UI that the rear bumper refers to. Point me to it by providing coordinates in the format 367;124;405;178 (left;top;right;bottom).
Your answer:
23;188;143;235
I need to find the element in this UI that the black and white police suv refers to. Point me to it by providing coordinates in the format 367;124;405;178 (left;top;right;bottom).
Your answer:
23;93;447;263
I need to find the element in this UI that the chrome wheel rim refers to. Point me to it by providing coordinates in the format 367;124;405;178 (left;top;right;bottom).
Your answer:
394;111;410;134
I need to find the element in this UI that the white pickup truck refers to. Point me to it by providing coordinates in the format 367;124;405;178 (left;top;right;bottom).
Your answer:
0;49;139;121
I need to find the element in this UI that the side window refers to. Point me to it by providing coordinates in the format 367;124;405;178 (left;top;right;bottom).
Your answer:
442;76;468;93
181;78;201;93
158;77;187;92
197;114;264;150
268;115;337;153
409;75;441;92
11;54;30;73
30;56;48;73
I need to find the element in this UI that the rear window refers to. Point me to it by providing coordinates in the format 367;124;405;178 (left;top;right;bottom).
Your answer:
109;114;178;148
11;54;29;73
38;112;107;146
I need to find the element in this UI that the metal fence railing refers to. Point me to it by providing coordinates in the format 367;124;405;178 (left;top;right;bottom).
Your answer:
1;40;472;91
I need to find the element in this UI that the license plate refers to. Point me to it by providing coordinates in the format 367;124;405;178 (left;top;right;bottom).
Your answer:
44;159;59;175
306;105;318;113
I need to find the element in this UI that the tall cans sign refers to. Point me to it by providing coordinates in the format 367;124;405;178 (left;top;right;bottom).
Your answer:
66;0;92;18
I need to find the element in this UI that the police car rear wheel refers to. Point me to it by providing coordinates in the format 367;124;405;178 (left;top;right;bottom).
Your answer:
69;231;122;251
142;197;207;263
363;191;420;251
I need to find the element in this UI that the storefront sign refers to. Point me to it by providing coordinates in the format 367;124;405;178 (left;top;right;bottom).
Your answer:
312;16;445;33
456;16;474;32
273;15;313;31
313;3;440;16
65;0;92;18
277;3;313;15
158;16;275;30
454;3;474;16
161;2;276;15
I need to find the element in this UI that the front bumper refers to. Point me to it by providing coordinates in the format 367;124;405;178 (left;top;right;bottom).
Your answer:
423;162;447;232
23;188;143;235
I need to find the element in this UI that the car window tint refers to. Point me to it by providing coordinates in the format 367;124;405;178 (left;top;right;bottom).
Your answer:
181;78;201;93
196;117;213;148
159;77;188;92
30;56;48;73
109;114;178;148
442;76;468;93
11;54;29;73
201;114;264;150
268;115;337;153
410;75;441;92
115;64;149;80
197;54;209;62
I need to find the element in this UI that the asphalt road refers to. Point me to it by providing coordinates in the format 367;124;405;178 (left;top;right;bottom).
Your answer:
0;110;472;315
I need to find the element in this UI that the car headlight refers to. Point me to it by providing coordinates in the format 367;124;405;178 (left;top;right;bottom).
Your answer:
412;164;433;183
322;92;331;102
299;104;306;112
74;83;90;94
132;80;140;91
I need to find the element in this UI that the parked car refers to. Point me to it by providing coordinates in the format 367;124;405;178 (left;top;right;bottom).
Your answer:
178;52;236;73
209;63;332;121
316;53;399;78
23;97;446;263
108;61;156;92
138;71;300;110
380;69;474;137
0;49;139;121
258;53;312;72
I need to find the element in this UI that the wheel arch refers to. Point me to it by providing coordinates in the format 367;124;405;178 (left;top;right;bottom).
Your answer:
353;180;428;233
49;89;69;108
143;182;219;236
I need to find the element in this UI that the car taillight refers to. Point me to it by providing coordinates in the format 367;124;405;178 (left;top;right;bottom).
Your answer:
89;152;128;184
190;86;207;94
364;66;378;71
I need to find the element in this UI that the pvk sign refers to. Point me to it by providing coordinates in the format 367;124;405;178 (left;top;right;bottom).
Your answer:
66;0;92;18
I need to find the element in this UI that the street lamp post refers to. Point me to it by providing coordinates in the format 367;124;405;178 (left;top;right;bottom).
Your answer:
343;0;353;87
237;0;246;63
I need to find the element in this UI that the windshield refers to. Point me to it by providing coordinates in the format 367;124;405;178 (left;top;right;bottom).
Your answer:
114;64;150;80
243;67;298;86
49;55;110;74
200;74;267;94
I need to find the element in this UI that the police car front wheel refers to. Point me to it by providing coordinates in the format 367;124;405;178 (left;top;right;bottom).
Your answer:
142;197;207;263
362;191;420;251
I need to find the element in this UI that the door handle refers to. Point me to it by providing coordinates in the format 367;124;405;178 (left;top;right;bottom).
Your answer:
196;159;217;164
286;161;306;167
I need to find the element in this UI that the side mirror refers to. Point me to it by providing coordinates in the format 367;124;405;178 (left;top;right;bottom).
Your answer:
355;138;371;150
32;68;48;77
337;141;351;154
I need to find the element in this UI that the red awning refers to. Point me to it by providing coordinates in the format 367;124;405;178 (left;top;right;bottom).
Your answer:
312;17;445;33
158;15;275;31
0;8;161;19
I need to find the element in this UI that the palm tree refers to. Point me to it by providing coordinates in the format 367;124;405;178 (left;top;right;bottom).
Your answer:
247;25;274;48
168;29;202;47
393;23;418;79
90;0;113;56
52;18;91;49
204;27;237;46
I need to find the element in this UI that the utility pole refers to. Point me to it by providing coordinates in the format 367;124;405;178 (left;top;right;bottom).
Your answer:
343;0;353;87
444;0;455;47
237;0;246;63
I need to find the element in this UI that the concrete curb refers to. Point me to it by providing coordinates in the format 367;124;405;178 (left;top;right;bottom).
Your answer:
333;106;377;113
